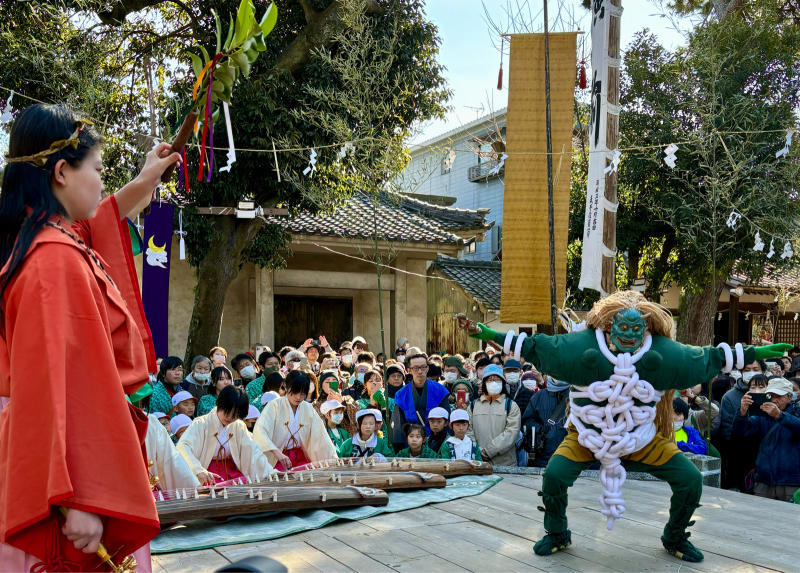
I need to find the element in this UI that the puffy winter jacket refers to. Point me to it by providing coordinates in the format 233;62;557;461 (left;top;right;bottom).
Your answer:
719;379;750;440
732;403;800;486
467;394;521;466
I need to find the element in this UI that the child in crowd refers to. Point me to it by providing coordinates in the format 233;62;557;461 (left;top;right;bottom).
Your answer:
321;399;351;449
358;369;394;436
314;369;359;436
338;409;394;459
673;397;708;455
196;366;234;416
152;412;171;433
253;371;285;412
170;414;192;443
210;346;228;368
253;370;337;470
245;405;260;431
426;407;452;452
450;379;474;409
171;390;198;418
441;409;482;460
177;385;274;485
396;424;439;459
146;414;199;491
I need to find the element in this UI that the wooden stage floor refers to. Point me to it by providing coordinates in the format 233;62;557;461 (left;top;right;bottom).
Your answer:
152;473;796;572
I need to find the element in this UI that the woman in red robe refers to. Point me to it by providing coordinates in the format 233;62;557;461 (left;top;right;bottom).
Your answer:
0;104;180;571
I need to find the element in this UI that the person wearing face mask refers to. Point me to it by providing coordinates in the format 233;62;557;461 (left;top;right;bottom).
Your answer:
339;342;355;374
467;364;521;466
344;362;371;401
442;356;468;389
521;376;570;467
718;359;766;490
182;356;213;400
177;385;275;485
320;400;350;449
503;359;535;414
312;370;358;436
232;353;263;392
672;398;707;455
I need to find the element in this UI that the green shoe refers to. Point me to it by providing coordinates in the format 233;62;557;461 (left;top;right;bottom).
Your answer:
662;532;704;562
533;530;572;556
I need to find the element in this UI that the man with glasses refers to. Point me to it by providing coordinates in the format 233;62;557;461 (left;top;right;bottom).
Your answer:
390;353;451;451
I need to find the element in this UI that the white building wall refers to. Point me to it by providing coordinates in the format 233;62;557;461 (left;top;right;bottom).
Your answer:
399;116;506;262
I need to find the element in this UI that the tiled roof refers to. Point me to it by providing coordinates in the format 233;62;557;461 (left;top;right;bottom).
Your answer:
430;255;502;311
731;263;800;292
265;191;490;245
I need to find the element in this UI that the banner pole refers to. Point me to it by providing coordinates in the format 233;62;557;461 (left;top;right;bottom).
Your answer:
543;0;558;332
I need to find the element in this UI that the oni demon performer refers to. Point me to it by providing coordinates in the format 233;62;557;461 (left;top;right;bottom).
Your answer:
458;291;789;562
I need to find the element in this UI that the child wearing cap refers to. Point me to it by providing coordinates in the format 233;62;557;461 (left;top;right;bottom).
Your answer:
170;390;198;419
426;407;452;453
245;405;260;432
395;424;440;459
170;414;193;443
152;412;171;433
441;409;482;461
338;409;394;459
146;413;200;491
320;399;351;449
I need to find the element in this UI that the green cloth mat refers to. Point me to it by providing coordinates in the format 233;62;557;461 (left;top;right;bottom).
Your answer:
152;474;502;553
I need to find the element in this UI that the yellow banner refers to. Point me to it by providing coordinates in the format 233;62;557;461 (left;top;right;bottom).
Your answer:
501;33;576;324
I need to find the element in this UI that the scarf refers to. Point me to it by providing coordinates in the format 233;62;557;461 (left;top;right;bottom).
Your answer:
351;432;378;458
546;377;571;392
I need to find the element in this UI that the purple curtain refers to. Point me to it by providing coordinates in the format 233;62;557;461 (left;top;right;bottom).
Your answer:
141;201;174;359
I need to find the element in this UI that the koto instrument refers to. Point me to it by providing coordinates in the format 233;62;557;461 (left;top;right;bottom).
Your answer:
297;457;493;477
225;470;447;491
156;485;388;522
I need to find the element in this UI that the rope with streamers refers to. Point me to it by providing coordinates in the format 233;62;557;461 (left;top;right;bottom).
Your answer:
566;330;663;530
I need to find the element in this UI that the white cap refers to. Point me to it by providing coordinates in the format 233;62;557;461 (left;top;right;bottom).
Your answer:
351;336;367;346
170;414;192;434
320;399;343;415
450;409;470;424
152;411;169;420
171;390;197;407
261;391;279;406
356;408;382;423
428;407;449;420
246;405;260;420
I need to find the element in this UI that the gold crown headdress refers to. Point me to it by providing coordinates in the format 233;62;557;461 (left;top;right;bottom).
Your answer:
4;119;93;167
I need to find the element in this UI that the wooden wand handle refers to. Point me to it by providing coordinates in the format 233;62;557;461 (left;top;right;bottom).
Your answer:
160;109;200;183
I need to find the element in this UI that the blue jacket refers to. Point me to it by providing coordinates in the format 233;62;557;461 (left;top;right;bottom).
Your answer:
521;387;569;467
675;424;707;455
732;403;800;486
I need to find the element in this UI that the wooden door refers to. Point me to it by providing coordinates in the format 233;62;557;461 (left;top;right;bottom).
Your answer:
274;295;353;350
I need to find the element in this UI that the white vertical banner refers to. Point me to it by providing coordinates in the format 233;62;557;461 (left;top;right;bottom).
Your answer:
579;1;618;295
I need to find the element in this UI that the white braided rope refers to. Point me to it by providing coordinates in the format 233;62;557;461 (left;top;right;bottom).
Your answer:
566;330;663;530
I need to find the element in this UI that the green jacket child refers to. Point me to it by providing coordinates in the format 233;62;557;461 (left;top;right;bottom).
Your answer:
338;409;394;458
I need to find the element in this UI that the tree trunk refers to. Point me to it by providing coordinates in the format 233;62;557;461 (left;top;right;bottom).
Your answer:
676;274;726;346
183;216;262;364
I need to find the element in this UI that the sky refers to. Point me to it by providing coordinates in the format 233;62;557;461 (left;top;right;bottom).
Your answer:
411;0;696;143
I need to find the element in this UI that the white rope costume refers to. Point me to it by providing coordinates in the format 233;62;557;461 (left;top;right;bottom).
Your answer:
566;330;663;530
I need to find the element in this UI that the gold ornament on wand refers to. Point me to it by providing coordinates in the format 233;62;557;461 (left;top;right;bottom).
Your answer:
58;507;137;573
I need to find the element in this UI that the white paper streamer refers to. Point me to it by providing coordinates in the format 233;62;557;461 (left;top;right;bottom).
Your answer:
603;149;621;174
725;211;741;229
775;129;795;158
336;142;354;162
767;238;775;259
663;144;678;168
303;147;317;177
175;209;187;260
442;148;456;170
753;231;765;251
781;241;793;260
488;153;507;176
219;102;236;173
0;91;13;124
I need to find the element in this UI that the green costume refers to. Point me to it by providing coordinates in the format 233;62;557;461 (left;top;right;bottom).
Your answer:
438;437;482;461
337;434;394;458
470;299;789;563
245;374;266;411
327;425;351;449
196;393;216;417
395;444;440;459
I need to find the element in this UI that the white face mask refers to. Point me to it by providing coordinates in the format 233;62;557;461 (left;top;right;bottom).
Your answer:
673;421;684;432
397;355;405;363
240;365;256;380
742;371;758;383
730;369;742;380
331;413;344;425
341;354;353;366
443;372;458;383
505;373;520;384
522;379;537;391
486;381;502;396
194;372;210;383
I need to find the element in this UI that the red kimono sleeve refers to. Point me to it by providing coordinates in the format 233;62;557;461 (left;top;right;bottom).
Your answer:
72;196;156;373
0;242;160;569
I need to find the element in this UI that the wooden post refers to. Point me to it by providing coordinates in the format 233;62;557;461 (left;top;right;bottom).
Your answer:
543;0;558;332
728;294;739;343
601;0;621;295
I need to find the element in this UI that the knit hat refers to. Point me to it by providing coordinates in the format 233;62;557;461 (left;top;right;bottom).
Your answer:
481;364;505;382
320;399;343;415
171;390;198;407
318;369;339;385
451;378;473;394
386;363;406;378
428;407;449;420
443;355;468;376
246;405;260;420
450;409;470;424
170;414;192;435
285;349;306;364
